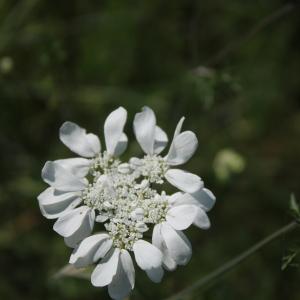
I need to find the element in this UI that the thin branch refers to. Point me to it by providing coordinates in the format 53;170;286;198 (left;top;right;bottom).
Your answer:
164;221;299;300
193;2;298;70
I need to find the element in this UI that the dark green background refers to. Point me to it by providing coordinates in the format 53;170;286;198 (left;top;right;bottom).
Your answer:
0;0;299;299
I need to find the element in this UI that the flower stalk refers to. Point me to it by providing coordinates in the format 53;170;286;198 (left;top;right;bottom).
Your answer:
164;221;299;300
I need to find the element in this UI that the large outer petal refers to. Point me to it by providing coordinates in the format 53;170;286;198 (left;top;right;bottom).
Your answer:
133;107;156;155
154;126;168;154
37;187;81;219
108;250;135;300
93;238;114;262
69;233;112;268
113;133;128;157
193;207;211;229
59;121;100;157
152;224;177;271
64;214;95;249
133;240;162;270
167;192;212;229
146;266;164;283
166;205;197;230
133;240;164;283
167;192;185;206
104;107;127;156
53;206;93;238
175;189;216;212
189;188;216;211
120;250;135;288
161;222;192;266
91;248;120;287
168;195;211;230
166;131;198;165
166;117;185;158
42;161;87;192
54;158;91;178
165;169;203;193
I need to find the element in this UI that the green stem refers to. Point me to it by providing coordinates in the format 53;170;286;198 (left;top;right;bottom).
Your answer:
164;221;299;300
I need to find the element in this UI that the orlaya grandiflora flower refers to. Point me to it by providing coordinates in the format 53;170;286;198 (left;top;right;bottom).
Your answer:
37;107;128;247
37;106;216;300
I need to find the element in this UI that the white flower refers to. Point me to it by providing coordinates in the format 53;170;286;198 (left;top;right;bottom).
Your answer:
38;106;216;300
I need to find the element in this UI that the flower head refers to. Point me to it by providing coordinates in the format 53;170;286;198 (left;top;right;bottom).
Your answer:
38;106;216;300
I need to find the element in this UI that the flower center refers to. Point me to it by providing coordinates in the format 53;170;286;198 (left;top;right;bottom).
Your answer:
139;154;169;184
82;152;170;250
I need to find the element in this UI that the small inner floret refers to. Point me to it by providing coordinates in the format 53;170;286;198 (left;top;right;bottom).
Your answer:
82;152;169;250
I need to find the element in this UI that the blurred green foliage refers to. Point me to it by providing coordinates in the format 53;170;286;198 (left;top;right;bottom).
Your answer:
0;0;299;299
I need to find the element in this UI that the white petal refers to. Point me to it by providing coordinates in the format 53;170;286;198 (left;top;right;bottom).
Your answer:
53;206;93;237
64;211;95;248
152;224;177;271
91;248;120;287
152;224;164;249
165;169;203;193
173;117;185;137
167;192;184;206
193;207;211;229
120;250;135;289
162;249;177;271
167;117;185;158
104;107;127;156
172;193;200;207
59;121;100;157
86;133;101;152
54;158;91;177
133;107;156;155
113;133;128;157
167;195;211;229
108;250;134;300
190;188;216;211
69;233;111;268
166;205;197;230
161;222;192;265
154;126;168;154
37;187;81;219
64;229;91;248
108;272;132;300
166;131;198;166
133;240;162;270
42;161;87;192
93;238;114;262
146;266;164;283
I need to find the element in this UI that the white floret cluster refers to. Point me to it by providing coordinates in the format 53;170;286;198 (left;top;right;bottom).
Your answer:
82;151;170;250
38;106;216;300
